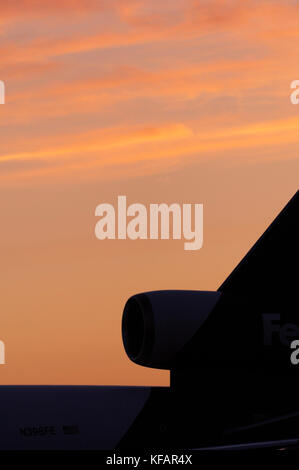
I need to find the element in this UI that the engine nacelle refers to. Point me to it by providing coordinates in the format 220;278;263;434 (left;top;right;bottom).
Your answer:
122;290;299;372
122;290;221;369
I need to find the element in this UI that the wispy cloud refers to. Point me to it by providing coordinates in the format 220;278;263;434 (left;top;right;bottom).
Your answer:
1;0;298;186
1;115;299;184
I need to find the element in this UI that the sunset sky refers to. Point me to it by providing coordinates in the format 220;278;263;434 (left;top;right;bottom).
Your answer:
0;0;298;385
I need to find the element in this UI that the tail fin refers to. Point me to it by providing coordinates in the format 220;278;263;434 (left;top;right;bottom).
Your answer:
218;191;299;311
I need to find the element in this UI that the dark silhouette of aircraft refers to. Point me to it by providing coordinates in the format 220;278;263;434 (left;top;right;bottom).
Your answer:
0;191;298;451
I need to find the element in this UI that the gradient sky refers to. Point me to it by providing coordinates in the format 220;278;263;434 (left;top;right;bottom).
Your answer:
0;0;299;385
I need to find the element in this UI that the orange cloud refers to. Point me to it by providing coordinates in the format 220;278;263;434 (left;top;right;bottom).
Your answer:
1;115;299;185
0;0;105;19
0;123;193;164
1;0;298;66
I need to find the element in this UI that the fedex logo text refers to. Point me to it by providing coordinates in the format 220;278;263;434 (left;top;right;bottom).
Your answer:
263;314;299;347
262;314;299;366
